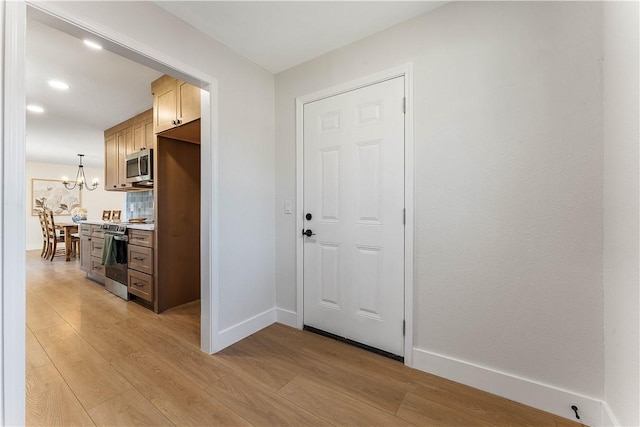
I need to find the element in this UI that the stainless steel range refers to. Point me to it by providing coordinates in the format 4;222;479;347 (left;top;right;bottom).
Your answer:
100;223;129;300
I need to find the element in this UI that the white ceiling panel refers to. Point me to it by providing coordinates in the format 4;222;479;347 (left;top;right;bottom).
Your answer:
155;1;447;73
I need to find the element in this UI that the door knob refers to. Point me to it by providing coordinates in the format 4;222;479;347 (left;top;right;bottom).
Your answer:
305;213;312;220
302;229;316;237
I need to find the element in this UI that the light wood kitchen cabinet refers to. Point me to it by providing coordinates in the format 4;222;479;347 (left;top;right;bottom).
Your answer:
80;224;105;284
128;229;154;304
152;75;201;134
79;224;91;273
132;109;155;152
104;109;153;191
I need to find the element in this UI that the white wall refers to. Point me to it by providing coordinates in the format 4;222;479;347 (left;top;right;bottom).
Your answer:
25;161;125;251
275;0;605;417
603;2;640;426
45;1;276;337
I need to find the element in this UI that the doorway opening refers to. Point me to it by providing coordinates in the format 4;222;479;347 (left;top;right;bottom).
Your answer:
3;2;219;423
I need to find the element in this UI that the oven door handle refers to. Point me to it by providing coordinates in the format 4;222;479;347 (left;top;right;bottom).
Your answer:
113;235;129;242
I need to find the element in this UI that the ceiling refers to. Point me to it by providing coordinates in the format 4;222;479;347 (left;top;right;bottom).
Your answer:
26;1;445;168
26;16;162;168
155;1;446;74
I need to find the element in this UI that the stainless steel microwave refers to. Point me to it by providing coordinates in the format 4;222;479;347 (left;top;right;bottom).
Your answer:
125;148;153;186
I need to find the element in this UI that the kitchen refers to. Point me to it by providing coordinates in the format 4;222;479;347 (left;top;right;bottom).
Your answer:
26;13;201;315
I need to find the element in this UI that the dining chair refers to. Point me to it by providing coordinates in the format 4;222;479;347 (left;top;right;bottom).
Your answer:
45;209;79;261
37;210;49;258
102;210;112;221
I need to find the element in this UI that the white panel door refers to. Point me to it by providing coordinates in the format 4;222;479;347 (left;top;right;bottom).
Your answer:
303;76;405;357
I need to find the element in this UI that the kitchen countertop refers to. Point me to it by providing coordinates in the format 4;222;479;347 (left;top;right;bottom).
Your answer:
78;220;155;231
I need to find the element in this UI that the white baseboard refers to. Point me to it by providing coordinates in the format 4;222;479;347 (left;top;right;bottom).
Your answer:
600;401;620;427
217;308;276;350
275;308;298;327
26;244;41;251
413;348;603;426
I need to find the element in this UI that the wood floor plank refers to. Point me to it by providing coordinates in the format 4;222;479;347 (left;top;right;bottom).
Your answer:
87;388;174;426
278;375;414;427
26;327;50;370
43;333;134;410
555;416;585;427
26;362;95;427
110;350;251;426
244;331;408;414
208;370;333;426
409;378;558;426
214;339;301;391
115;318;223;389
26;290;67;332
32;323;80;349
396;391;496;426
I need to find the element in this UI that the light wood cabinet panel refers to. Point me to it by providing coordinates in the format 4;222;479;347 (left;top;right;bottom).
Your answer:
105;134;118;190
152;75;178;133
144;120;155;150
80;235;91;273
90;225;104;239
152;75;200;134
91;257;106;279
128;270;153;303
132;122;145;153
90;237;104;259
104;109;152;191
128;245;153;275
177;80;201;126
128;229;154;248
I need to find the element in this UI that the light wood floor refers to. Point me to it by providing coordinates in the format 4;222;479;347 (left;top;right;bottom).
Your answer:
26;250;584;426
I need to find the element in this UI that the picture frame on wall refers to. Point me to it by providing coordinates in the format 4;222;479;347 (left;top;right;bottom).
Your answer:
31;178;82;216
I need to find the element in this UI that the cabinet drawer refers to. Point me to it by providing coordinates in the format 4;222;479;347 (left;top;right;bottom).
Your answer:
128;270;153;302
90;225;105;238
90;237;105;258
91;257;106;277
80;224;91;237
128;229;154;248
128;245;153;275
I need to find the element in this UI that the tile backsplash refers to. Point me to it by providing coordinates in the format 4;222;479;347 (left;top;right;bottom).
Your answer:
126;190;154;221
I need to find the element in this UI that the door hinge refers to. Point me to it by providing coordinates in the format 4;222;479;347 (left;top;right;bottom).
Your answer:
402;97;406;114
402;320;406;336
403;208;406;225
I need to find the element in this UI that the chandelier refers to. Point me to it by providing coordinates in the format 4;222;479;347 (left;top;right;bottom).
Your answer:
63;154;99;191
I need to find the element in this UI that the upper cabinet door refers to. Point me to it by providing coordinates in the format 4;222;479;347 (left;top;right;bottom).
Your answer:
153;75;179;134
105;133;118;190
152;75;201;134
177;80;201;126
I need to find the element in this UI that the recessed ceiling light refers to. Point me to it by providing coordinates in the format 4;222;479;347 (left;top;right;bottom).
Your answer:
83;39;102;50
48;80;70;90
27;105;44;113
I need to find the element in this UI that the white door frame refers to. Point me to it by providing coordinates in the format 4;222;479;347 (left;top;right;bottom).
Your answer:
295;64;415;367
2;2;220;423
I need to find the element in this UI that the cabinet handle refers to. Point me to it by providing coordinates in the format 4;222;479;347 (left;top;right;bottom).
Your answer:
113;185;117;188
176;119;182;125
132;282;144;287
133;257;144;261
121;184;126;187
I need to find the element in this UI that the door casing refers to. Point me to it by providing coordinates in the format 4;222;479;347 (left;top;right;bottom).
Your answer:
295;64;415;367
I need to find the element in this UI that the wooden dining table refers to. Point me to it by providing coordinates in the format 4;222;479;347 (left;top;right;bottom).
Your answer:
55;222;79;262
